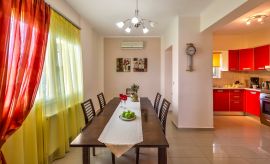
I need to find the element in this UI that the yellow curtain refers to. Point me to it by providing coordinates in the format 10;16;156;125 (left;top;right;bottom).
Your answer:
213;52;221;67
2;10;85;164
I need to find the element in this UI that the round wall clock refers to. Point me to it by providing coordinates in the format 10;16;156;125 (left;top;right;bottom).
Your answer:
185;43;196;56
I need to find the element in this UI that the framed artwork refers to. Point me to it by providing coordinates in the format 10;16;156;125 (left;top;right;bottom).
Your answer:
116;58;131;72
133;58;147;72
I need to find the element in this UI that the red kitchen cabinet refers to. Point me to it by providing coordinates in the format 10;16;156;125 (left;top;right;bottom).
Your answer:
239;48;254;71
213;90;230;111
254;45;270;70
228;50;239;71
245;90;260;116
229;90;244;111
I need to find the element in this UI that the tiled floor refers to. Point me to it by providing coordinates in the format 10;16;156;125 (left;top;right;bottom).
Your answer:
53;114;270;164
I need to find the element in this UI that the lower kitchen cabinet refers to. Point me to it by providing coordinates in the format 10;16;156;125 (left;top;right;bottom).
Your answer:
229;89;244;111
245;90;261;116
213;89;261;117
213;89;230;111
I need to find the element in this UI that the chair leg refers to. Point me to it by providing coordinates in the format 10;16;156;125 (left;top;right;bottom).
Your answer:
111;153;115;164
136;147;140;164
92;147;96;156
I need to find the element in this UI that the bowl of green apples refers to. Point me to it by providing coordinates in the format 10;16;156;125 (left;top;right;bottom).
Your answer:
120;110;136;121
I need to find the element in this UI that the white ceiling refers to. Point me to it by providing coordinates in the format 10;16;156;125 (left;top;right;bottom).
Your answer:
214;1;270;35
65;0;213;36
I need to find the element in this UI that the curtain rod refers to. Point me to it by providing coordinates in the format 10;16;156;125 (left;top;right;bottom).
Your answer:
50;6;81;30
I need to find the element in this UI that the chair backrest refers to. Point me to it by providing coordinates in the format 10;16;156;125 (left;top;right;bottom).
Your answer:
97;92;106;110
154;92;162;115
81;99;96;125
158;99;171;134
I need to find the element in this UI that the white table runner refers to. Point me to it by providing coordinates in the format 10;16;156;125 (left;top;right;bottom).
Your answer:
98;98;143;157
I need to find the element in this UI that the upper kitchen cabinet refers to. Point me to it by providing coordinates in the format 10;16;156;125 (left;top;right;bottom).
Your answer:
228;50;239;71
239;48;254;71
254;45;270;70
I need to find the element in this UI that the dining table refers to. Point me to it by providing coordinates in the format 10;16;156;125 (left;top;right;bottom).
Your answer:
70;97;169;164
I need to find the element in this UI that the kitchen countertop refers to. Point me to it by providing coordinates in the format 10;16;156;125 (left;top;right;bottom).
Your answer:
213;87;270;93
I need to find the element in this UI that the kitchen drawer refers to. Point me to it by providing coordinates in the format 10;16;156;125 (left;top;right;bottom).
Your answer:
230;95;243;101
230;90;244;101
230;100;244;111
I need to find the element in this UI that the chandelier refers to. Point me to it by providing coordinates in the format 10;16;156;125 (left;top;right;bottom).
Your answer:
116;0;155;34
246;14;268;25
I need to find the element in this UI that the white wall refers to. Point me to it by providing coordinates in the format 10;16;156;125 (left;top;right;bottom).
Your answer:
104;37;161;103
178;17;213;128
45;0;103;108
161;16;213;128
161;17;179;125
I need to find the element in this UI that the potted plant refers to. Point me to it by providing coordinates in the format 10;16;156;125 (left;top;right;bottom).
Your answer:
131;84;139;93
130;84;139;102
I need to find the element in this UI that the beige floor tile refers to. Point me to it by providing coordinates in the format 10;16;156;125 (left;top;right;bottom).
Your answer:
53;113;270;164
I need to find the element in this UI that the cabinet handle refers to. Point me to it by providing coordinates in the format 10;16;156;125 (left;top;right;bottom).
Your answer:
258;67;265;70
217;90;223;92
233;96;240;98
233;90;240;92
243;68;251;70
250;91;257;94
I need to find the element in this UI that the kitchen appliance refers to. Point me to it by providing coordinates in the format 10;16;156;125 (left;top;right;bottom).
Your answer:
261;81;270;89
250;77;259;88
260;93;270;126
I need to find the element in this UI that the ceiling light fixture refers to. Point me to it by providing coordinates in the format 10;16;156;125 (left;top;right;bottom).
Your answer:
116;0;155;34
245;14;268;25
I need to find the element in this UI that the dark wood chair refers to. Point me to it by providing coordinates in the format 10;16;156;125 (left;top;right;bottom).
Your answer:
158;99;171;134
153;92;162;115
97;92;106;113
81;98;115;163
136;98;171;164
81;99;96;156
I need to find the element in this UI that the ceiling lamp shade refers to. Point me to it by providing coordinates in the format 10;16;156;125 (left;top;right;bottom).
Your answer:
116;0;155;34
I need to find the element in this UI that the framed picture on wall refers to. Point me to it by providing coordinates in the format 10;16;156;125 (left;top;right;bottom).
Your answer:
116;58;131;72
133;58;147;72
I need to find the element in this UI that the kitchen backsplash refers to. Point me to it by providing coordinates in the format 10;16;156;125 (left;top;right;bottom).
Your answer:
213;71;270;88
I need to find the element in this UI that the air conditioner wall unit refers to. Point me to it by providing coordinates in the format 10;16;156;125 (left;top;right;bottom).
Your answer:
121;41;144;49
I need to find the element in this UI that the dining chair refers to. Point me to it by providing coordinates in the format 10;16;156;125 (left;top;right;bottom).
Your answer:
81;99;96;156
153;92;162;115
81;98;115;163
158;99;171;134
97;92;106;113
136;98;171;164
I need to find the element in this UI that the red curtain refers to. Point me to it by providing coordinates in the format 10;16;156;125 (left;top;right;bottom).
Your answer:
0;0;50;163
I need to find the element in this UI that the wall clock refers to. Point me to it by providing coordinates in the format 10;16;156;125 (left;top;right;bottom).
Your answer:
185;43;196;71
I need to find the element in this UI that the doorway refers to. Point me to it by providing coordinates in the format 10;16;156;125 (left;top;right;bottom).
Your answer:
165;46;173;102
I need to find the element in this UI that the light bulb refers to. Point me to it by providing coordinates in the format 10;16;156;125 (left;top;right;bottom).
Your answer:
150;21;155;27
116;22;124;28
131;17;139;24
258;17;263;22
246;20;251;25
143;27;149;34
125;27;131;33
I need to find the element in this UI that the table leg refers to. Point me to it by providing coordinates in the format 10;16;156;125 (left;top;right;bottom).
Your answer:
158;148;167;164
82;147;90;164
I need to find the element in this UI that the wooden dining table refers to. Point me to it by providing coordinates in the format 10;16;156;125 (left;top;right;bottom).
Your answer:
70;97;169;164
